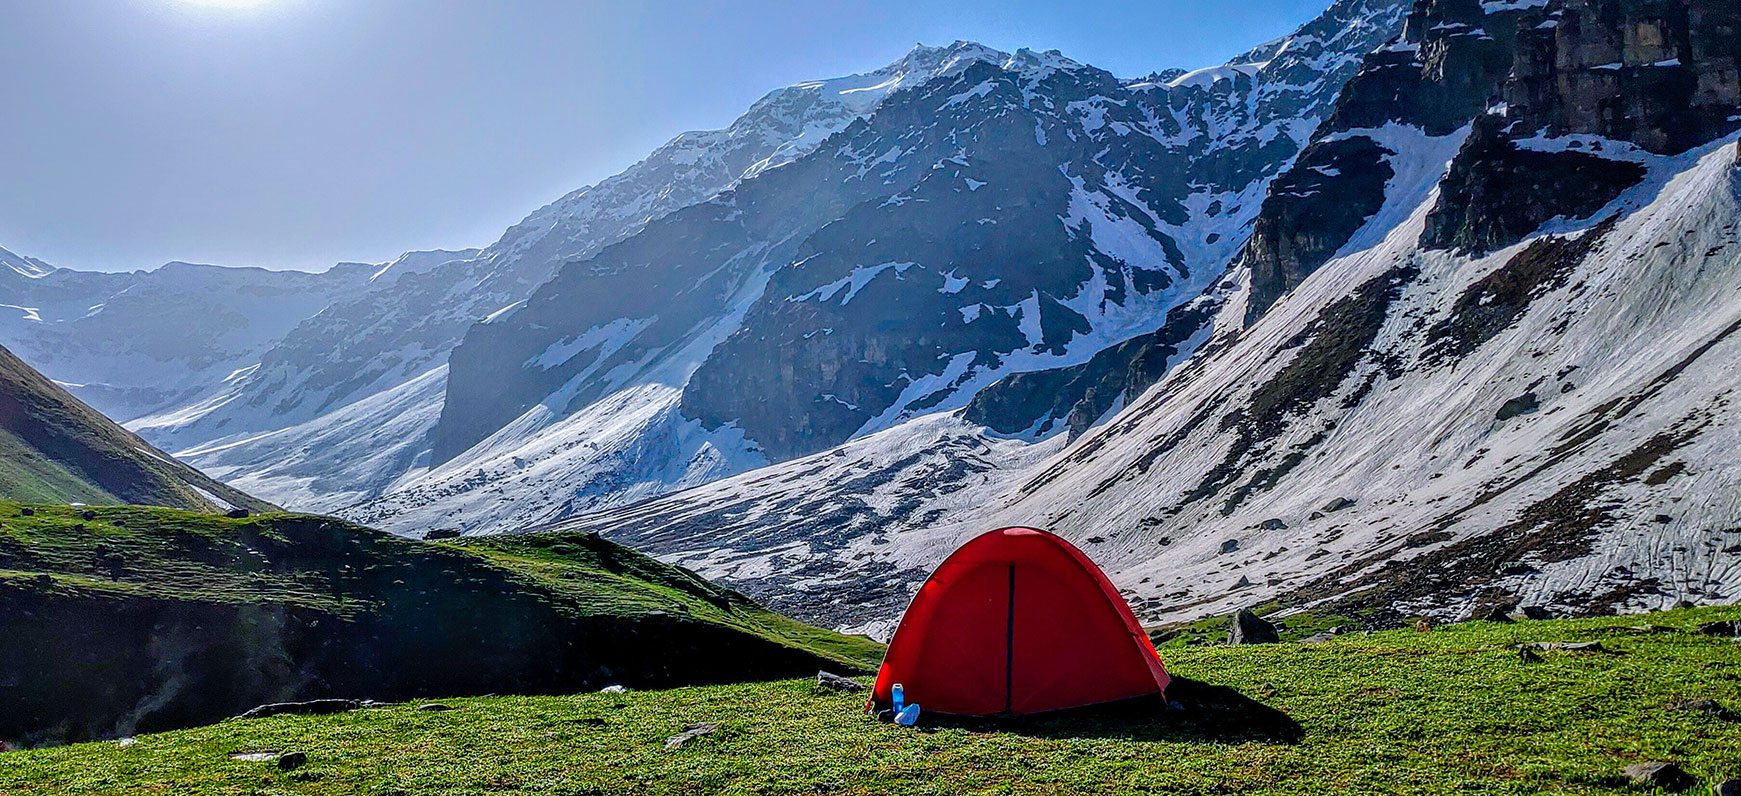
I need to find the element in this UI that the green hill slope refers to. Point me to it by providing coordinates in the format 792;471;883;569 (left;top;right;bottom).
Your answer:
3;607;1737;794
0;503;883;746
0;344;271;512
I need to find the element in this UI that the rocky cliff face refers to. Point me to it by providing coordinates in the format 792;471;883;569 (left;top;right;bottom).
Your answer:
1242;0;1741;323
543;0;1741;636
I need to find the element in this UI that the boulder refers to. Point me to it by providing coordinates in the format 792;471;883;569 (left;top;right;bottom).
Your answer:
1620;762;1695;792
1258;518;1288;531
1228;608;1280;645
276;752;308;771
225;509;251;519
1220;539;1241;554
237;699;365;720
1515;606;1553;621
79;510;95;521
1699;621;1741;637
816;671;866;693
664;722;720;749
1715;779;1741;796
424;528;463;540
18;508;33;516
1321;497;1355;513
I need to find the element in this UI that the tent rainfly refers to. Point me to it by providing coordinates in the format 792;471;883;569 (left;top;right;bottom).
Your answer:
869;527;1170;717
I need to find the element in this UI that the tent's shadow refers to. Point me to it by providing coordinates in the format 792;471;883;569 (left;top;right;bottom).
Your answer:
913;677;1302;744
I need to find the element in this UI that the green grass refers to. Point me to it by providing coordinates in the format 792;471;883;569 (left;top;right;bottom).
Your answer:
0;429;118;507
0;502;883;745
5;607;1737;795
0;500;879;665
0;343;272;512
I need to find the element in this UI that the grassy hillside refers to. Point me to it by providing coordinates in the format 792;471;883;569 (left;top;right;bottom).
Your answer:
0;343;272;512
0;503;882;746
3;607;1737;795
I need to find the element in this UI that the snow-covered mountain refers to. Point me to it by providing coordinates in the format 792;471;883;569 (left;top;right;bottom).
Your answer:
130;41;1033;511
543;0;1741;635
344;0;1410;535
0;249;378;423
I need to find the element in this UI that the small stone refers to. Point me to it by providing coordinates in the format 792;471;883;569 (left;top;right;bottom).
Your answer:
1321;497;1356;513
1300;631;1337;644
1258;518;1288;531
1309;511;1325;520
1714;778;1741;796
1220;539;1240;554
1233;575;1254;588
1518;647;1543;664
1479;605;1515;623
816;671;866;693
664;722;720;749
1667;699;1734;719
228;751;276;762
599;684;629;694
1227;608;1279;645
225;509;251;519
1085;536;1106;544
1515;605;1553;621
1414;617;1434;633
1655;514;1674;524
424;528;462;540
80;510;95;521
19;508;33;516
1621;762;1694;792
276;752;307;771
417;703;454;712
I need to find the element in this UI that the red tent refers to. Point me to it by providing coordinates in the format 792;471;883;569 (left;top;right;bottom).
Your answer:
869;527;1170;717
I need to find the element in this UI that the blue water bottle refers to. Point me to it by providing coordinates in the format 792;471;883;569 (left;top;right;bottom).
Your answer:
892;683;905;712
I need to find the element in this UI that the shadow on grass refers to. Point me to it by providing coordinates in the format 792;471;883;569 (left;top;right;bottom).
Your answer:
911;677;1302;744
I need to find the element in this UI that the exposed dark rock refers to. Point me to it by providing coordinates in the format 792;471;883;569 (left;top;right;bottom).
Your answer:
1259;518;1289;531
1221;539;1242;554
1424;218;1617;365
1654;514;1674;524
1420;115;1645;255
1322;497;1356;513
225;509;251;519
1621;762;1695;792
1518;646;1543;663
276;751;308;771
1242;136;1396;325
1667;699;1735;720
237;699;366;721
423;528;462;541
18;508;32;516
1496;392;1541;422
79;510;95;521
1716;779;1741;796
1503;0;1741;155
964;297;1217;440
664;722;721;749
1228;608;1280;645
1516;605;1554;621
1481;606;1516;623
816;671;867;693
1700;620;1741;636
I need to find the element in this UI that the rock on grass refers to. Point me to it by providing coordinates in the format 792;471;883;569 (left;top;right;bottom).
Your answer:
1621;762;1695;792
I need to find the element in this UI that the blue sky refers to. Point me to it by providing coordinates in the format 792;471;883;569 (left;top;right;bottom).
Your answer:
0;0;1333;273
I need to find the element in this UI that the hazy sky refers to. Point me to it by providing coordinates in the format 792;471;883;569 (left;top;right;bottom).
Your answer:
1;0;1332;273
